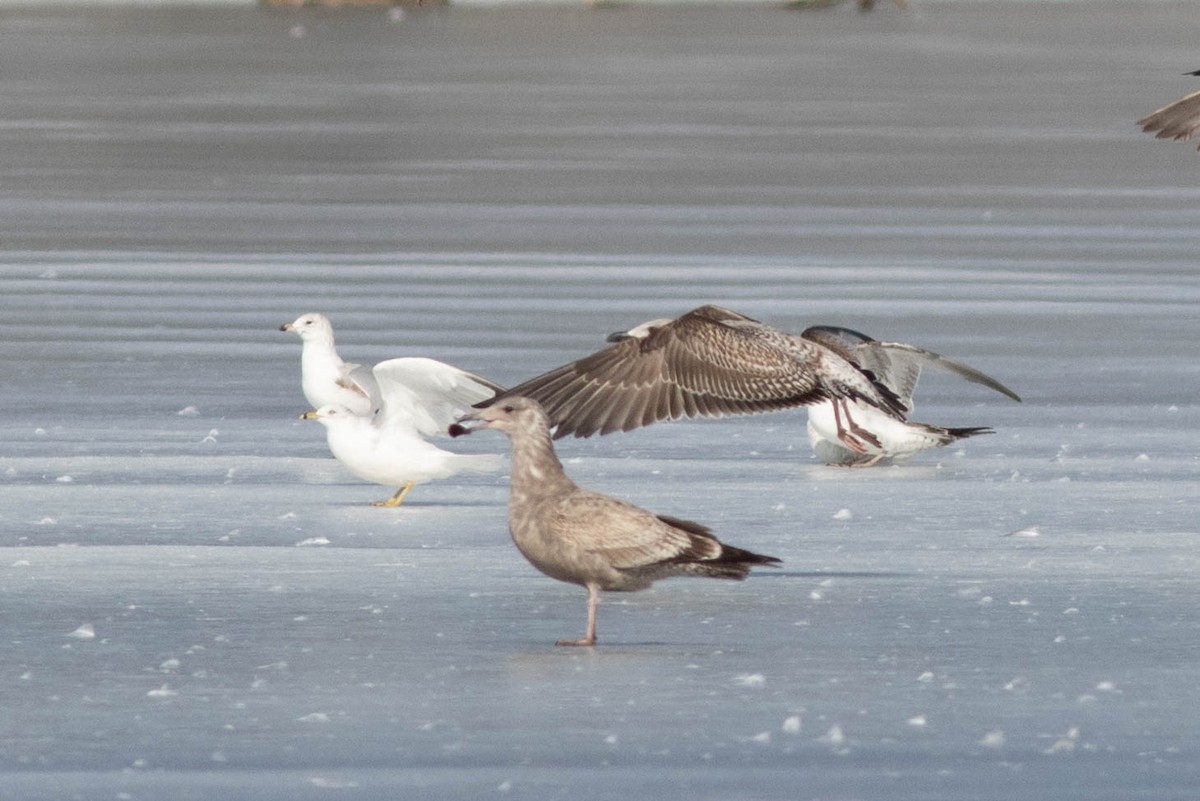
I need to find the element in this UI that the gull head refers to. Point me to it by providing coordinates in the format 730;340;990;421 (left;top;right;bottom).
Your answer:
449;396;549;438
300;404;357;427
606;317;672;343
281;312;333;340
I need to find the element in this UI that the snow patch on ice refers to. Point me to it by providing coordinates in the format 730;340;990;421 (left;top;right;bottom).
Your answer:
67;623;95;640
979;730;1005;748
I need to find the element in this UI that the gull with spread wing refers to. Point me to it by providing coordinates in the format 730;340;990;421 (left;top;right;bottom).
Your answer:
301;357;503;507
487;305;1018;466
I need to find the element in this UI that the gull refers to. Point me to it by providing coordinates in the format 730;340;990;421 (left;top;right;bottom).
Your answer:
799;325;1021;466
450;396;780;647
1139;70;1200;150
281;313;381;416
488;305;1018;466
299;355;504;507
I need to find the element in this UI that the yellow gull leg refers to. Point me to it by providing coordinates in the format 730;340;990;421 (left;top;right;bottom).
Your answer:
372;481;415;508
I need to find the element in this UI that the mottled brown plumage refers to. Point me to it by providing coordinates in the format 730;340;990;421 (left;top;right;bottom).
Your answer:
1139;73;1200;150
489;305;906;442
450;396;780;647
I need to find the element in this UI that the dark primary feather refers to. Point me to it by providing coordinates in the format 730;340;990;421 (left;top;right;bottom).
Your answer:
650;514;781;578
801;325;1021;406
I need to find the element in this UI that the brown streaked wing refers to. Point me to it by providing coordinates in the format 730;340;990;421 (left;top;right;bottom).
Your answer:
1139;88;1200;148
550;492;698;570
494;305;832;438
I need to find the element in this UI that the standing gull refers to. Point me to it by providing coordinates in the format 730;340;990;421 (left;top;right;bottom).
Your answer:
450;397;781;647
488;305;909;451
1139;70;1200;150
281;313;381;416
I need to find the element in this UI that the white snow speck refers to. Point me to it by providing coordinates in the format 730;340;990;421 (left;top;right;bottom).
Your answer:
917;671;934;683
733;673;766;687
147;684;178;698
296;537;331;547
979;730;1005;748
55;475;73;484
34;428;46;436
818;724;846;745
11;559;30;567
200;429;219;443
1134;453;1150;462
298;712;330;723
906;715;927;727
159;659;181;673
751;731;771;744
308;777;358;789
1004;526;1040;538
832;508;853;520
1003;676;1031;694
38;269;59;279
34;517;56;526
782;715;802;734
1043;726;1080;755
496;781;513;793
1095;681;1118;693
604;734;618;745
67;623;95;640
772;503;786;511
176;406;200;417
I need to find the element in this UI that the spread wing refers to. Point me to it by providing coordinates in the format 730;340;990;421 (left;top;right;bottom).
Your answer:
801;325;1021;411
491;305;897;439
372;357;504;437
1139;86;1200;149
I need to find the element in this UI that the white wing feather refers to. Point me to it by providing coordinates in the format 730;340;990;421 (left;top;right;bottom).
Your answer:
371;357;502;437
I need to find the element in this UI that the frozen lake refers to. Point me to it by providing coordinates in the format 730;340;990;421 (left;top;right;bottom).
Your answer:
2;1;1199;799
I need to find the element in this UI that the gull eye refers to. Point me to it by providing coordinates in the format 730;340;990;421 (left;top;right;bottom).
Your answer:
502;405;515;413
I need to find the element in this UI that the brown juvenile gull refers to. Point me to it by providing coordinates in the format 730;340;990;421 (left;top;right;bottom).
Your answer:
798;325;1021;466
596;318;1019;466
449;397;781;647
1139;70;1200;150
486;304;914;452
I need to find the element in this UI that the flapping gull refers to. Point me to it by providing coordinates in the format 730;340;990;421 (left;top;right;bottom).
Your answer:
489;306;1019;466
300;356;504;507
487;304;912;450
449;397;781;647
1138;70;1200;150
799;325;1020;466
281;313;381;416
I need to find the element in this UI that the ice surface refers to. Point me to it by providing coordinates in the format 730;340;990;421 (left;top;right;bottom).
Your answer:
2;2;1199;800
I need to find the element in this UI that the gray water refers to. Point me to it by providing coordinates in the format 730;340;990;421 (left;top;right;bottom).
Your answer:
2;2;1199;799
